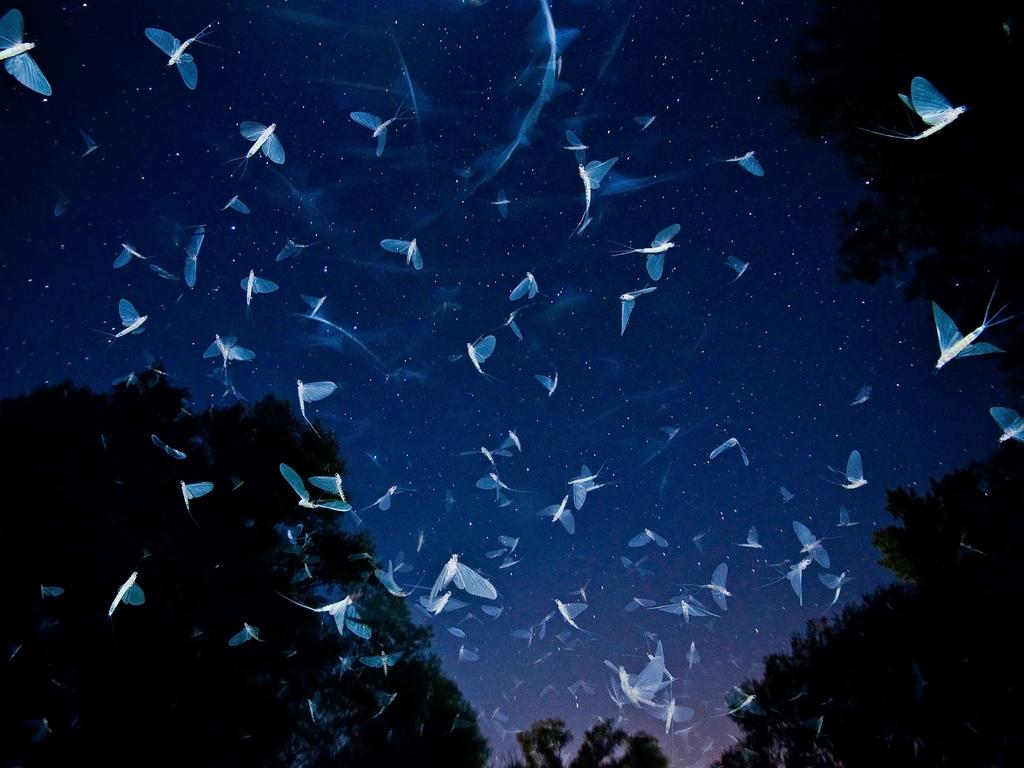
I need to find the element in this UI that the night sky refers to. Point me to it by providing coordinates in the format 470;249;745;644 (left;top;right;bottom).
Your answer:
0;0;1008;763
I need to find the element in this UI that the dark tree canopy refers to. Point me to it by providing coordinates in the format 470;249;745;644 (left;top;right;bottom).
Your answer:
502;718;668;768
778;0;1023;383
0;373;488;767
713;448;1024;767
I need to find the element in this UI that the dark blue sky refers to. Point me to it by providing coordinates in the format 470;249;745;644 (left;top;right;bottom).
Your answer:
0;1;1007;763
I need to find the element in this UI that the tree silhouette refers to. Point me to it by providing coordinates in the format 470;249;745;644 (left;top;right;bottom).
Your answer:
0;372;488;767
503;718;667;768
777;0;1023;382
713;448;1024;767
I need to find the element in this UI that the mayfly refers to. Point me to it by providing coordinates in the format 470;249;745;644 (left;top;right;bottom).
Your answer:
634;115;656;131
737;525;763;549
990;406;1024;444
380;238;422;270
240;270;279;316
151;434;187;460
628;528;669;548
554;599;594;636
79;129;99;157
229;121;285;177
850;384;873;406
220;195;250;214
0;9;52;96
296;379;337;436
360;649;403;676
862;77;966;141
182;225;205;289
180;480;213;524
709;437;749;466
793;521;831;567
620;287;657;335
492;189;511;219
535;372;558;397
724;255;749;281
537;494;575;534
819;570;853;606
227;622;262;646
278;591;370;638
826;449;867;489
350;104;407;157
510;272;540;301
112;299;148;338
279;463;352;513
276;239;315;262
430;554;498;601
203;334;255;373
723;151;764;176
113;243;149;269
144;23;215;90
837;506;859;527
466;334;498;380
108;571;145;617
610;224;680;282
932;285;1014;370
574;155;618;236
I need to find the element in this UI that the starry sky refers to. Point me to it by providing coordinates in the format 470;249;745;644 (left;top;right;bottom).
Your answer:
0;0;1009;763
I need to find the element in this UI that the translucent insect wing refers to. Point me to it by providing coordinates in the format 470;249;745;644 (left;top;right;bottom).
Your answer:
279;463;309;501
652;224;680;247
932;302;963;352
909;77;954;124
846;450;863;482
350;111;382;131
239;121;267;139
262;133;286;164
176;55;198;90
301;381;337;402
144;27;179;56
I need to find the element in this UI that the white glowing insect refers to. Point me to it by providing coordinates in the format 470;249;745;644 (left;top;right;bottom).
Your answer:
151;434;186;460
182;226;205;289
231;121;285;176
108;571;145;617
737;525;763;549
628;528;669;548
203;335;255;373
113;244;149;269
240;269;279;315
466;335;497;380
430;554;498;601
492;189;511;219
144;23;215;90
724;151;764;176
537;494;574;534
837;506;859;527
360;649;403;676
634;115;656;131
620;287;657;335
610;224;680;282
510;272;540;301
113;299;148;338
220;195;250;214
862;77;966;141
932;286;1014;370
819;570;853;606
991;407;1024;444
709;437;749;466
296;380;337;435
180;481;214;522
380;238;422;270
554;599;594;636
826;450;867;489
279;463;353;513
725;255;749;281
278;592;371;638
535;372;558;396
227;622;262;646
574;155;618;236
351;104;407;157
793;521;831;568
0;9;52;96
850;384;872;406
79;129;99;157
